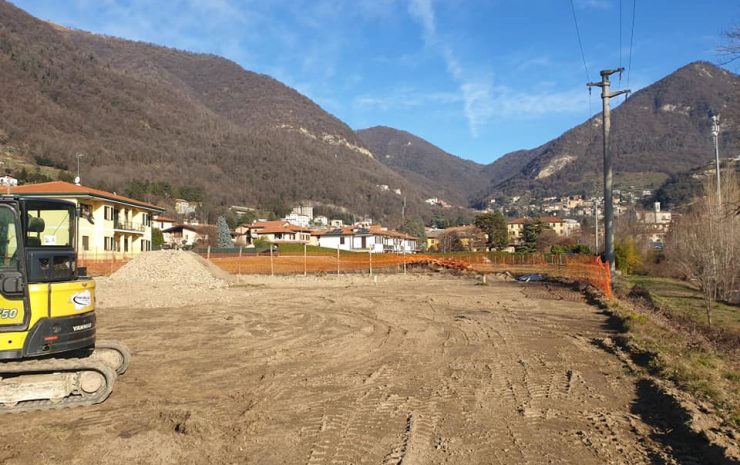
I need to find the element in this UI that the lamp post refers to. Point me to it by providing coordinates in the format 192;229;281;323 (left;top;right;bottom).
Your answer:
711;115;722;208
75;153;85;184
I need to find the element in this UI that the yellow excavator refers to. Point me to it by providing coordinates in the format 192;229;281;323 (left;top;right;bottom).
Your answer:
0;196;129;412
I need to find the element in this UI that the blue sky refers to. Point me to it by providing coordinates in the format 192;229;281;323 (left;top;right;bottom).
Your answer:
13;0;739;164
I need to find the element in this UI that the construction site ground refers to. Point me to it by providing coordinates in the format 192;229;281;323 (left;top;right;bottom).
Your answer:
0;265;728;464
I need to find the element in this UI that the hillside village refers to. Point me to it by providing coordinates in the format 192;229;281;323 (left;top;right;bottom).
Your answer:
0;176;674;258
4;149;739;263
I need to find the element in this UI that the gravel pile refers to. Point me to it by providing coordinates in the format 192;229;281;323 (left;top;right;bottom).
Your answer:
96;250;229;309
110;250;226;289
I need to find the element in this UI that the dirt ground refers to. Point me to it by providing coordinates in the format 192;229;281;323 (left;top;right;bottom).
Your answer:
0;274;725;464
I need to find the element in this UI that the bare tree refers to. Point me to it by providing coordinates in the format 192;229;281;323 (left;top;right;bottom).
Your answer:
437;231;464;253
666;171;739;325
717;26;740;64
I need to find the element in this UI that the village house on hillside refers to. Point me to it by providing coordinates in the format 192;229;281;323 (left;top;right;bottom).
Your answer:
634;202;673;247
235;220;312;245
160;223;217;248
315;225;417;253
507;216;580;245
10;181;165;258
426;226;485;252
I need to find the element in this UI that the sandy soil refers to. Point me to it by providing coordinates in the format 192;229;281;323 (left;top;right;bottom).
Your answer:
0;274;718;464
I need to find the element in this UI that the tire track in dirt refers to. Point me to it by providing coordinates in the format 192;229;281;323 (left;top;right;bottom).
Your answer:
0;276;703;465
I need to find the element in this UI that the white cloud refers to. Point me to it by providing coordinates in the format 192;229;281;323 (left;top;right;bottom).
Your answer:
355;83;590;125
407;0;436;44
574;0;612;10
407;0;497;136
354;88;461;111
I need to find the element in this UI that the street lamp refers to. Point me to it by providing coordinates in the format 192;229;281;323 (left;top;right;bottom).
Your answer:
75;153;85;184
711;115;721;208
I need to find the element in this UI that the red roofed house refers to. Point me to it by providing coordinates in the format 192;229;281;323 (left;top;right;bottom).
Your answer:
235;220;312;245
10;181;165;259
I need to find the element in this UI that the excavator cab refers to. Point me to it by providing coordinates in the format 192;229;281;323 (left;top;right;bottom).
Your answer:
0;196;129;412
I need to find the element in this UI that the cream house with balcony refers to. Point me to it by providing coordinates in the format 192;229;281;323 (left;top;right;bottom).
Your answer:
10;181;165;259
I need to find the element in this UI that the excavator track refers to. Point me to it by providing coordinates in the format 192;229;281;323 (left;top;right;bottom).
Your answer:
0;358;117;414
91;340;131;375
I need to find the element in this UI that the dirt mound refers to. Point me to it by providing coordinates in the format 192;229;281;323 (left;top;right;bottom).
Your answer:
95;251;228;309
110;250;226;287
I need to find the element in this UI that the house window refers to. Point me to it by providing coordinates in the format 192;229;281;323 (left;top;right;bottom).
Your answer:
80;204;93;221
104;206;113;221
104;237;114;251
340;237;345;245
82;235;90;251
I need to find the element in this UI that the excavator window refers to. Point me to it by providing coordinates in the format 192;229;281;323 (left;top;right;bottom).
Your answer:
21;200;77;283
0;206;19;269
24;201;75;248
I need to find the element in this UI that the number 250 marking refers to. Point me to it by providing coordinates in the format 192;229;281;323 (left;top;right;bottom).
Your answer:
0;309;18;319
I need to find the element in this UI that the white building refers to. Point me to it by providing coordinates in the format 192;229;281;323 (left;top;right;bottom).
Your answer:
175;198;199;215
317;226;417;253
291;206;314;219
563;219;581;237
635;202;673;244
285;213;311;228
0;175;18;186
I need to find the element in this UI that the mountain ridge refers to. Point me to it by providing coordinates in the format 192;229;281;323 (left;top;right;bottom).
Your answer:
360;61;739;206
0;0;433;224
1;0;738;222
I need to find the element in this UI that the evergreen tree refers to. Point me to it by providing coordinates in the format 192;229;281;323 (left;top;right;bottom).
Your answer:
151;228;164;249
516;219;547;253
216;216;233;248
473;212;508;251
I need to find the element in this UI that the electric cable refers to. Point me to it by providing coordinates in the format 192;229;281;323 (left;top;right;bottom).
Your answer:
569;0;591;83
626;0;636;90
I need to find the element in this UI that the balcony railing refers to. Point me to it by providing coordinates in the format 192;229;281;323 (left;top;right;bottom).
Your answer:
113;221;146;233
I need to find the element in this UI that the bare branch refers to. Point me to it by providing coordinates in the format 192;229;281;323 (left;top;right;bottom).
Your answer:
717;26;740;65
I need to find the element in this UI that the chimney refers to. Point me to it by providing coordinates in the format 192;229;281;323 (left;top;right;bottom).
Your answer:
654;202;661;213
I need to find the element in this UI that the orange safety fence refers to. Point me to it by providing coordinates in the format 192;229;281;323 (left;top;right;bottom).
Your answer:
203;251;612;299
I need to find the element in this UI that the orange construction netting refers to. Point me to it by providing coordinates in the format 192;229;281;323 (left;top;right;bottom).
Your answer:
204;251;613;299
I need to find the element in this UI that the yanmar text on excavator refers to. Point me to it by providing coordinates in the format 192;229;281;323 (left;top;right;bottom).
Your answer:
0;196;129;412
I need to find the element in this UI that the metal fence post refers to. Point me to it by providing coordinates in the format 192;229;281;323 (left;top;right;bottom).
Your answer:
270;245;274;276
369;249;373;277
336;247;340;276
207;246;211;260
304;243;307;277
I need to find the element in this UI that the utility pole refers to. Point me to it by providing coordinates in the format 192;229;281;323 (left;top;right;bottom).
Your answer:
594;204;599;253
711;114;722;208
401;196;406;224
588;68;629;280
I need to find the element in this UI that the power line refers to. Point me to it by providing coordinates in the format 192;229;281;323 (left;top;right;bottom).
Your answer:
569;0;591;82
626;0;637;90
619;0;622;70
